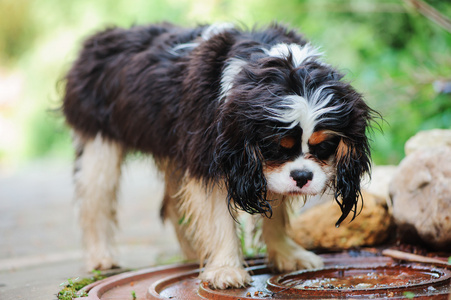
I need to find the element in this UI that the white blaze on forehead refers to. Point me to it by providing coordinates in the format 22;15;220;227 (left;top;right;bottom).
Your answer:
219;58;248;102
269;85;344;150
265;43;322;68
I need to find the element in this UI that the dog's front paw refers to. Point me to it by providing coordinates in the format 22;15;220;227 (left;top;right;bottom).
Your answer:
268;241;324;273
200;266;252;289
86;253;119;271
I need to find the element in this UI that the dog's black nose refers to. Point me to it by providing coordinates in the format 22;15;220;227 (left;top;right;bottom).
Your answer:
290;170;313;188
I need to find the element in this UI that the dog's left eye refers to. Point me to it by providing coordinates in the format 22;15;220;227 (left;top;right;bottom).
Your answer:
309;137;340;161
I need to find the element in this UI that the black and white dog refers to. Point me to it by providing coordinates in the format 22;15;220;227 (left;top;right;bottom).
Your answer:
63;22;374;289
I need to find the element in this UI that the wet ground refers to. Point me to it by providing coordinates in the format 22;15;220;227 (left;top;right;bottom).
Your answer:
0;159;181;300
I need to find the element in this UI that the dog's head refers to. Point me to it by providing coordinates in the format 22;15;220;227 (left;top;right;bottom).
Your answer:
215;43;375;226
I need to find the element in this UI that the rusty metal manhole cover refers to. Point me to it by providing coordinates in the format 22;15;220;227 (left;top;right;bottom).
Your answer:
79;253;451;299
267;265;451;298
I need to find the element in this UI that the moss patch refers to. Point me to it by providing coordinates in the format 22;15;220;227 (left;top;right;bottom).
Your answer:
57;271;106;300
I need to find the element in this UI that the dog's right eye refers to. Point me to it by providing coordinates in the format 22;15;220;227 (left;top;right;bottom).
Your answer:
263;135;301;163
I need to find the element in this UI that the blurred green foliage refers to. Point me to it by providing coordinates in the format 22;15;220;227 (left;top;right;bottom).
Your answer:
0;0;450;165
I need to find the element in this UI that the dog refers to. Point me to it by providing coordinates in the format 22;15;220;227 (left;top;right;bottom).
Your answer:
62;22;375;289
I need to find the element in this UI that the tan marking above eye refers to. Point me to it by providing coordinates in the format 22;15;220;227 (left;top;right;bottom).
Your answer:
308;130;332;146
280;136;296;149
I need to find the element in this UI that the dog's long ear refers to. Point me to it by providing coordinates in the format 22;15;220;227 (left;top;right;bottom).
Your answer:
334;117;373;227
213;126;272;218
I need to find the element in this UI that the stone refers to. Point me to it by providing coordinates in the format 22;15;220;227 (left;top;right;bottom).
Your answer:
405;129;451;156
290;191;392;250
389;146;451;250
363;165;397;206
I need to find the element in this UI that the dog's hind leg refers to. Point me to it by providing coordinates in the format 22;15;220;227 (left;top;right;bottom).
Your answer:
161;190;198;260
160;168;198;260
73;132;124;270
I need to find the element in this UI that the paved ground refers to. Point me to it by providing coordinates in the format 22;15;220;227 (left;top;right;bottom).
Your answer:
0;159;181;300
